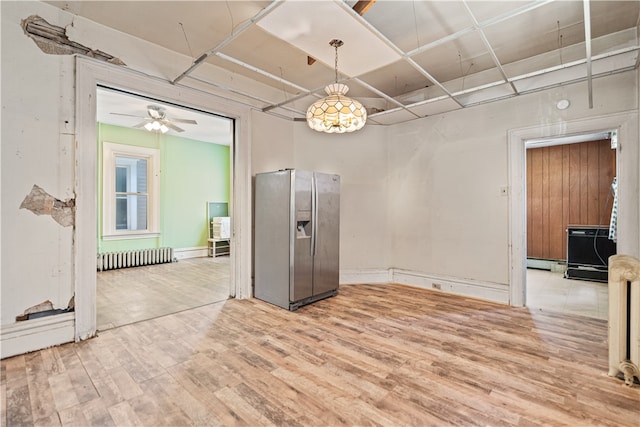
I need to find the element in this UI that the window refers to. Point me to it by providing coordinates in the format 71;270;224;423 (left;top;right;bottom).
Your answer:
103;142;159;238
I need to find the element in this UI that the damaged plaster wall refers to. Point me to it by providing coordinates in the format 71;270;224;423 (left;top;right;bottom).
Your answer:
21;15;125;64
1;2;76;326
20;184;75;227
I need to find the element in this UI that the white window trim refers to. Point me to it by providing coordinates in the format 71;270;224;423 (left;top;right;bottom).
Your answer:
102;142;160;239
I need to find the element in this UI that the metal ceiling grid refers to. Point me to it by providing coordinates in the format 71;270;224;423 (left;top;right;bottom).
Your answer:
46;0;640;127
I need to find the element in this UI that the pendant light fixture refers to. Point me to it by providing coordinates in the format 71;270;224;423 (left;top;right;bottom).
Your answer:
306;39;367;133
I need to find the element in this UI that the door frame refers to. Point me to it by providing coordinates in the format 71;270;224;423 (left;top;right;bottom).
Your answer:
508;111;639;306
75;57;253;340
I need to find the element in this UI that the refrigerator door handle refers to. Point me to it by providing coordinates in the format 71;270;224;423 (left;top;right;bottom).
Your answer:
311;173;318;257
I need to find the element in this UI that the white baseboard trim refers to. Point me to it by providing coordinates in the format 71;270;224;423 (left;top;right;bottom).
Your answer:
174;246;208;260
1;312;75;359
340;269;391;284
527;258;567;273
391;269;510;304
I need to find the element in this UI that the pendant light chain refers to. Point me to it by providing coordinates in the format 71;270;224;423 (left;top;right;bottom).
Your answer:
334;42;339;83
329;39;343;84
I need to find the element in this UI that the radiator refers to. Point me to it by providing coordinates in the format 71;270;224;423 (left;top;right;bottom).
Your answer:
608;254;640;386
97;247;174;272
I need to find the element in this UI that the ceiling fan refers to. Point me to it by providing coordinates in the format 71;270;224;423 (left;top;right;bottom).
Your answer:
110;105;197;133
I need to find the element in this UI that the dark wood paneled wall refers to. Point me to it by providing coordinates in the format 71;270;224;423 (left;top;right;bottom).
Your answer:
527;139;615;261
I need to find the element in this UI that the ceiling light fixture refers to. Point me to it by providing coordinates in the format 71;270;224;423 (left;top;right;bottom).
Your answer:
144;120;169;133
306;39;367;134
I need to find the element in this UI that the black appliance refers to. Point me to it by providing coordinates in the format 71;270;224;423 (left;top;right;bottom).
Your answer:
565;226;616;282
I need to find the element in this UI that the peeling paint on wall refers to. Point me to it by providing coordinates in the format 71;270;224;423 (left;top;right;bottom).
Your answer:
20;184;75;227
21;15;125;65
15;297;75;321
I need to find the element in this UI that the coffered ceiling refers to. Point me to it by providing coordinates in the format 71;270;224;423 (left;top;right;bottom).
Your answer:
48;0;640;128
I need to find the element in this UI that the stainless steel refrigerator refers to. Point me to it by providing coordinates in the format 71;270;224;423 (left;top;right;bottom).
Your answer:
254;169;340;310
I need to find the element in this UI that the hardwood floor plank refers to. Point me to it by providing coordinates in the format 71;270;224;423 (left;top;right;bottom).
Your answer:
0;360;6;427
78;398;116;426
152;372;224;426
3;282;639;426
25;351;58;422
5;379;33;426
132;376;193;427
166;364;248;426
47;372;80;412
33;412;62;426
214;385;277;426
57;404;91;427
107;401;143;427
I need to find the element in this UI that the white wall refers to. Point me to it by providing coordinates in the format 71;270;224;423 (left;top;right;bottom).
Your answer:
1;2;76;325
387;71;638;291
251;110;295;173
293;123;390;272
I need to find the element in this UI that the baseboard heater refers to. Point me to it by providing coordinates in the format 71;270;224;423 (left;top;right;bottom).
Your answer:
97;247;174;271
608;255;640;386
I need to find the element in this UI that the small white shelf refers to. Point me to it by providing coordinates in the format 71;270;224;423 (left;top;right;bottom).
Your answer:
208;238;230;257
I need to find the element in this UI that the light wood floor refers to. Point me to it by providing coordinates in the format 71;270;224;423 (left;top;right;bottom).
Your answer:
3;283;639;426
97;256;230;330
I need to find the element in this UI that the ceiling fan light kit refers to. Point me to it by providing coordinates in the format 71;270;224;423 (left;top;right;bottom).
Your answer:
144;120;169;133
111;104;198;134
306;39;367;134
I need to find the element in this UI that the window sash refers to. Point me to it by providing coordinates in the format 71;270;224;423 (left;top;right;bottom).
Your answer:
102;142;160;239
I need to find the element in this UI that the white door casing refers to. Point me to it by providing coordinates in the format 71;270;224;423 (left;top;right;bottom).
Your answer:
75;57;253;340
508;111;639;307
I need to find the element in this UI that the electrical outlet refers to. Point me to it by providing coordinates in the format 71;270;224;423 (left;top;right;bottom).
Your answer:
432;283;441;290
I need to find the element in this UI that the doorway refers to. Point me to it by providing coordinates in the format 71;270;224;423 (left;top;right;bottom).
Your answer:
507;111;639;310
525;134;616;319
75;58;253;341
95;87;234;330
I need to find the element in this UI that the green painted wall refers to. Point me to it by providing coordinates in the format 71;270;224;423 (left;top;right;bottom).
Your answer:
97;123;230;253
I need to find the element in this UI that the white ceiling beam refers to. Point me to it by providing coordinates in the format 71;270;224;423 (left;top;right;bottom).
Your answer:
479;0;555;29
262;80;350;113
215;52;309;94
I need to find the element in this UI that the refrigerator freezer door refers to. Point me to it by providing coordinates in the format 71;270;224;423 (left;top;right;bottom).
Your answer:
312;173;340;296
292;170;314;302
254;171;292;309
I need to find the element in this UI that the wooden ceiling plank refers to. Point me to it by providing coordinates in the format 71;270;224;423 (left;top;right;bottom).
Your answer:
353;0;376;16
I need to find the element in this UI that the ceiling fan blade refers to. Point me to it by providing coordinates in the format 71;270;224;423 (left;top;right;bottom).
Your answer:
163;121;185;132
110;112;145;118
169;118;198;125
133;119;151;128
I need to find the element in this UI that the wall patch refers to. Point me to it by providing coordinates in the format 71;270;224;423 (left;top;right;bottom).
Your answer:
20;184;75;227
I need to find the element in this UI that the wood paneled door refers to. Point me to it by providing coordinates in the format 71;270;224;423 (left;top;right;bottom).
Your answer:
527;139;616;261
